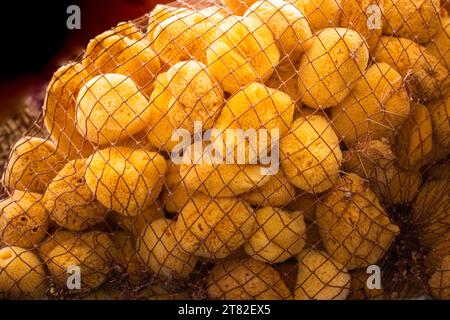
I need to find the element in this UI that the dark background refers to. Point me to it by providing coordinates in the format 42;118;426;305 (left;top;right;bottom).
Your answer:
0;0;168;121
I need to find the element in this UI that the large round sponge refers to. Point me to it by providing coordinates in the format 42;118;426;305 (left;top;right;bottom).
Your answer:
84;147;167;216
76;73;151;145
207;258;292;299
175;194;256;259
0;191;48;248
280;115;343;193
243;207;306;263
43;159;107;231
0;246;47;299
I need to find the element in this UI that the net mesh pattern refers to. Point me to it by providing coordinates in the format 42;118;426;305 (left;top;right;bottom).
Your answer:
0;0;449;300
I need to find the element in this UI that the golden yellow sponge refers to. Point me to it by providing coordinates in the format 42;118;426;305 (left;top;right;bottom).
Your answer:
43;159;107;231
427;94;450;149
331;62;410;146
290;0;342;30
3;136;66;193
349;268;385;300
374;36;448;101
426;17;450;70
298;27;369;109
295;249;351;300
146;5;191;42
0;246;47;299
175;194;256;259
113;21;144;41
165;60;224;132
151;11;217;64
241;169;296;207
214;82;295;152
84;147;167;216
207;15;280;93
245;0;313;58
45;231;113;290
160;160;192;213
39;230;78;260
243;207;306;263
280;115;343;193
76;73;151;145
412;179;449;247
316;173;400;270
222;0;259;15
0;191;48;248
146;72;179;152
43;63;94;159
83;31;160;97
395;102;433;170
180;159;271;198
340;0;382;53
207;258;292;299
429;255;450;299
137;218;197;279
382;0;440;44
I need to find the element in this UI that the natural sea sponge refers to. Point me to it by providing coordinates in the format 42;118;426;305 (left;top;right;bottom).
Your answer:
39;230;78;260
429;255;450;299
425;230;450;272
160;160;192;213
3;137;66;193
146;5;191;42
412;179;449;247
241;169;296;207
0;246;47;299
382;0;440;44
243;207;306;263
43;159;107;231
427;160;450;181
214;82;295;152
146;72;179;152
298;28;369;109
180;146;271;197
207;15;280;93
426;17;450;70
374;36;449;101
207;258;292;299
395;103;433;170
280;115;343;193
331;62;410;146
222;0;259;15
340;0;383;53
151;11;217;64
43;63;94;159
45;231;113;290
76;73;151;145
83;31;160;97
137;218;197;279
0;191;48;248
165;60;224;133
427;94;450;149
315;173;400;270
290;0;342;30
175;194;256;259
84;147;167;216
245;0;312;58
295;249;351;300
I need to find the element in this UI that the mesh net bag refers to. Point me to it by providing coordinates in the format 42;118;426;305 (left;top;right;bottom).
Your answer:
0;0;449;300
